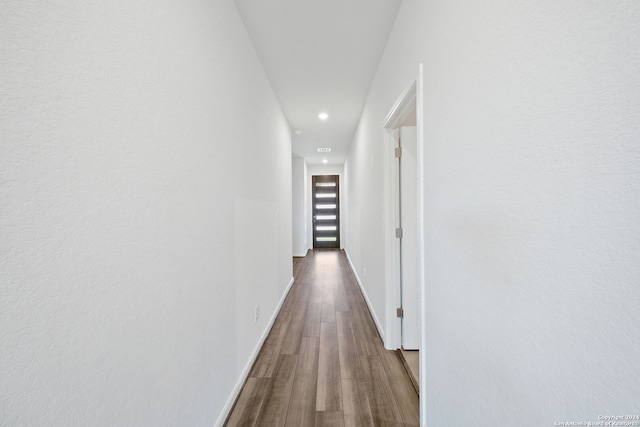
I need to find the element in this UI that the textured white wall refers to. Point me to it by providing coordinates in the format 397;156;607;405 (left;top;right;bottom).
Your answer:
0;1;292;425
292;157;308;256
343;117;389;338
346;0;640;425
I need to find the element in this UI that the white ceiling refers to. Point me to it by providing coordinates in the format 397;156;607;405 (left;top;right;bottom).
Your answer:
234;0;403;166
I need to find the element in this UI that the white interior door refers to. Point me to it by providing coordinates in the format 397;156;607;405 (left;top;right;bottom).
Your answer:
400;126;420;349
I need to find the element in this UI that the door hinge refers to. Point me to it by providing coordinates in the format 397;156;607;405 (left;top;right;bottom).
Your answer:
394;146;402;158
396;307;404;318
395;227;403;238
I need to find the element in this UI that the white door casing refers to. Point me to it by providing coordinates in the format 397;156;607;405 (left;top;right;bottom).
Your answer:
400;126;420;349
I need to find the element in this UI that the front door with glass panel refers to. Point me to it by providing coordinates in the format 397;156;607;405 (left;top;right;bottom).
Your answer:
312;175;340;248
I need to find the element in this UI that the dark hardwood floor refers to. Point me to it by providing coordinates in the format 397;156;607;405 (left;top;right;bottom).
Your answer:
225;249;419;427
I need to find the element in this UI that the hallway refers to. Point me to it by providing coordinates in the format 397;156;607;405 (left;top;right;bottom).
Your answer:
225;250;419;426
4;1;639;424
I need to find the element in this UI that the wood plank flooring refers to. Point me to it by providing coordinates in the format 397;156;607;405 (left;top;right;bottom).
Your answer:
225;249;419;427
399;350;420;394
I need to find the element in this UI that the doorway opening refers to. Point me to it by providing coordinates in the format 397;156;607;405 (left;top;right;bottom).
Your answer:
382;64;426;423
312;175;340;249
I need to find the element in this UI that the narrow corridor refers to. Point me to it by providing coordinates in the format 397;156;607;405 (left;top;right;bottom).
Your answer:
225;249;419;426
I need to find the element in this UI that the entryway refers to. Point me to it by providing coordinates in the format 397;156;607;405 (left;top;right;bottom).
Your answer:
312;175;340;249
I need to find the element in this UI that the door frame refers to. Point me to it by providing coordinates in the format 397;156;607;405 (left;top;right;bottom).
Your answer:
306;165;344;251
382;68;424;349
311;174;341;249
382;81;417;352
398;125;419;349
382;64;427;423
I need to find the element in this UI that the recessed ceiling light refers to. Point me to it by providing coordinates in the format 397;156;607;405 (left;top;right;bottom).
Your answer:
318;112;329;120
322;159;328;164
294;129;302;135
317;147;331;152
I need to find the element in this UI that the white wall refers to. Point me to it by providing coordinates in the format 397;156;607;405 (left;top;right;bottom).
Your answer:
343;124;388;339
0;1;292;426
345;0;640;425
292;156;308;256
307;164;345;250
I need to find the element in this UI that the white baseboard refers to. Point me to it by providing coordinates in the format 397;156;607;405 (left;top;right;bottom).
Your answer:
214;276;295;427
343;250;385;343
